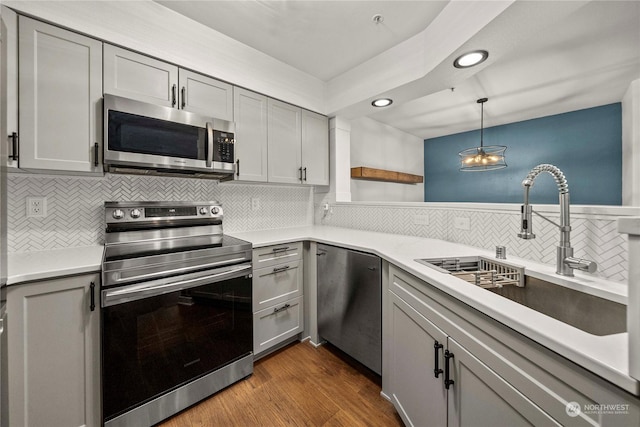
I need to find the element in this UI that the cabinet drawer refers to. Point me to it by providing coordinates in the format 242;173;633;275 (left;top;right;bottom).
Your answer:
253;242;303;270
253;260;302;312
253;296;303;355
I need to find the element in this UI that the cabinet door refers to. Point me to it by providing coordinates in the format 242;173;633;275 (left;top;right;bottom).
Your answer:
447;338;559;427
178;69;233;120
1;6;18;168
19;17;102;173
7;274;100;427
389;290;448;427
301;110;329;185
233;87;268;182
267;98;302;184
103;44;178;107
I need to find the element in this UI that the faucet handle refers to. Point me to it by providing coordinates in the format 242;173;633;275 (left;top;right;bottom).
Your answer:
564;257;597;273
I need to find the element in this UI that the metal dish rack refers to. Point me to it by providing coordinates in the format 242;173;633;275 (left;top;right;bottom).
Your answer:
415;256;524;289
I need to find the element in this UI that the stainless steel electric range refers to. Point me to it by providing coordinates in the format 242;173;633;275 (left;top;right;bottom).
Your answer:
101;201;253;427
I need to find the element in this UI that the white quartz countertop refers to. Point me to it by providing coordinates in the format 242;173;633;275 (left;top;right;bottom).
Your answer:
7;245;104;285
7;226;637;395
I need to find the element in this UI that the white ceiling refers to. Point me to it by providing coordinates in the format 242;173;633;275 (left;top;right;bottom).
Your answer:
156;0;640;140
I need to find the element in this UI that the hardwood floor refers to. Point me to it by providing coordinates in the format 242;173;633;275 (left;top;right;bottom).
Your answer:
158;341;404;426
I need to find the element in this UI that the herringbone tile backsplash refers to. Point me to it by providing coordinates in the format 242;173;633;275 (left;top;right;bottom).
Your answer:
8;173;313;253
8;173;631;283
317;203;630;283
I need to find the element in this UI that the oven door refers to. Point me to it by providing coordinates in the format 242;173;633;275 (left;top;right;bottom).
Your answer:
103;94;235;174
101;263;252;423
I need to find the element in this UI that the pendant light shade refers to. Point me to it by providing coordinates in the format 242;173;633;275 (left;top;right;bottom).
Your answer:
459;98;507;172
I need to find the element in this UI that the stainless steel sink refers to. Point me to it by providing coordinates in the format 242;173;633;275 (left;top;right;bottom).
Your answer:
416;256;627;336
490;275;626;336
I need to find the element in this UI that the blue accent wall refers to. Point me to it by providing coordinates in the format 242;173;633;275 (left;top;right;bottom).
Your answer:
423;103;622;205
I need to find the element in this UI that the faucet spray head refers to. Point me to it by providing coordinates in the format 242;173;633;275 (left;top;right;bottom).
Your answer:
518;183;535;239
518;204;535;239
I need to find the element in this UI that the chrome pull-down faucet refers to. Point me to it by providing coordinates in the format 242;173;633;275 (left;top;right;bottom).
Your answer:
517;164;597;277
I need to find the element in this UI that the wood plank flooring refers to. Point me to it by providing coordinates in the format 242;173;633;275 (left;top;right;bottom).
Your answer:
158;341;404;426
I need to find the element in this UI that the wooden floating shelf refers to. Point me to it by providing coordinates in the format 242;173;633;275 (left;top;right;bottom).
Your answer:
350;167;423;184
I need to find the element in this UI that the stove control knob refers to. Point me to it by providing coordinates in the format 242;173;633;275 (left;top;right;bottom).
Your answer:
211;206;220;215
199;207;208;215
112;209;124;220
130;209;142;219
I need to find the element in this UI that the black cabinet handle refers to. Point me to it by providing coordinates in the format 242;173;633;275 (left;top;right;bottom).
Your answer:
273;303;291;314
89;282;96;311
303;167;307;182
171;84;177;107
434;341;444;378
272;246;290;253
444;350;454;389
236;159;240;177
9;132;18;161
181;86;186;109
273;265;290;273
94;142;99;167
298;167;303;181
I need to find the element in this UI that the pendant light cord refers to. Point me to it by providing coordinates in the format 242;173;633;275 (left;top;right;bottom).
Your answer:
477;97;487;149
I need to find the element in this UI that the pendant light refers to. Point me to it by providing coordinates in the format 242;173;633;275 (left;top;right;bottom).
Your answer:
458;98;507;171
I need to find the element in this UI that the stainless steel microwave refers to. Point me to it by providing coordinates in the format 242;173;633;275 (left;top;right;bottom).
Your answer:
103;94;236;180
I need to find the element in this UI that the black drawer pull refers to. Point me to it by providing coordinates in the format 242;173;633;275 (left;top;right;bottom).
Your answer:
236;159;240;177
181;86;186;109
272;247;290;253
171;84;177;107
434;341;444;378
444;350;455;389
273;303;291;314
273;265;290;273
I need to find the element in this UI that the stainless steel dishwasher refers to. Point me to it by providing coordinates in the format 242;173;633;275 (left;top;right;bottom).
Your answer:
317;244;382;375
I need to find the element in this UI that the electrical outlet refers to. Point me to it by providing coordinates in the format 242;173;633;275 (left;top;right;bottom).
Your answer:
413;214;429;225
453;216;470;230
26;197;47;218
251;197;260;211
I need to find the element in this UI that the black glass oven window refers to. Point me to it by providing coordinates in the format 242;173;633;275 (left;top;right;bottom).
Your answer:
108;111;206;160
101;275;252;421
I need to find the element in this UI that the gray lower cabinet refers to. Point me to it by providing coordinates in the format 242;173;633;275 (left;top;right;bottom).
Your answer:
385;265;640;427
7;273;100;427
252;243;304;356
388;290;447;426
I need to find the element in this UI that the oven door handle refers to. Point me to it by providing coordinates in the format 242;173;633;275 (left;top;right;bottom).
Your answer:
102;263;252;307
106;255;250;286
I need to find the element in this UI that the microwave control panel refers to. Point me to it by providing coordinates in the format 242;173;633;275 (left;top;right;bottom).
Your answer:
214;130;235;163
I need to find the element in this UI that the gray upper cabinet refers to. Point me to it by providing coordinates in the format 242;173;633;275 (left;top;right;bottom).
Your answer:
19;16;103;173
267;98;302;184
179;69;233;120
233;87;268;182
267;98;329;185
301;110;329;185
103;44;178;107
1;6;18;169
104;44;233;120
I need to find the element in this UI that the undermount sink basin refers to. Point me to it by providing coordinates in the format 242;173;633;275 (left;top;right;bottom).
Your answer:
415;257;627;336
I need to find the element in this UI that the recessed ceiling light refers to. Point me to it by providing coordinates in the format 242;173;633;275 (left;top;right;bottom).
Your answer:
371;98;393;107
453;50;489;68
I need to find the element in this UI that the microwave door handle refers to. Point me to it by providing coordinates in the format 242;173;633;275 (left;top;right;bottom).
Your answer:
206;122;214;168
